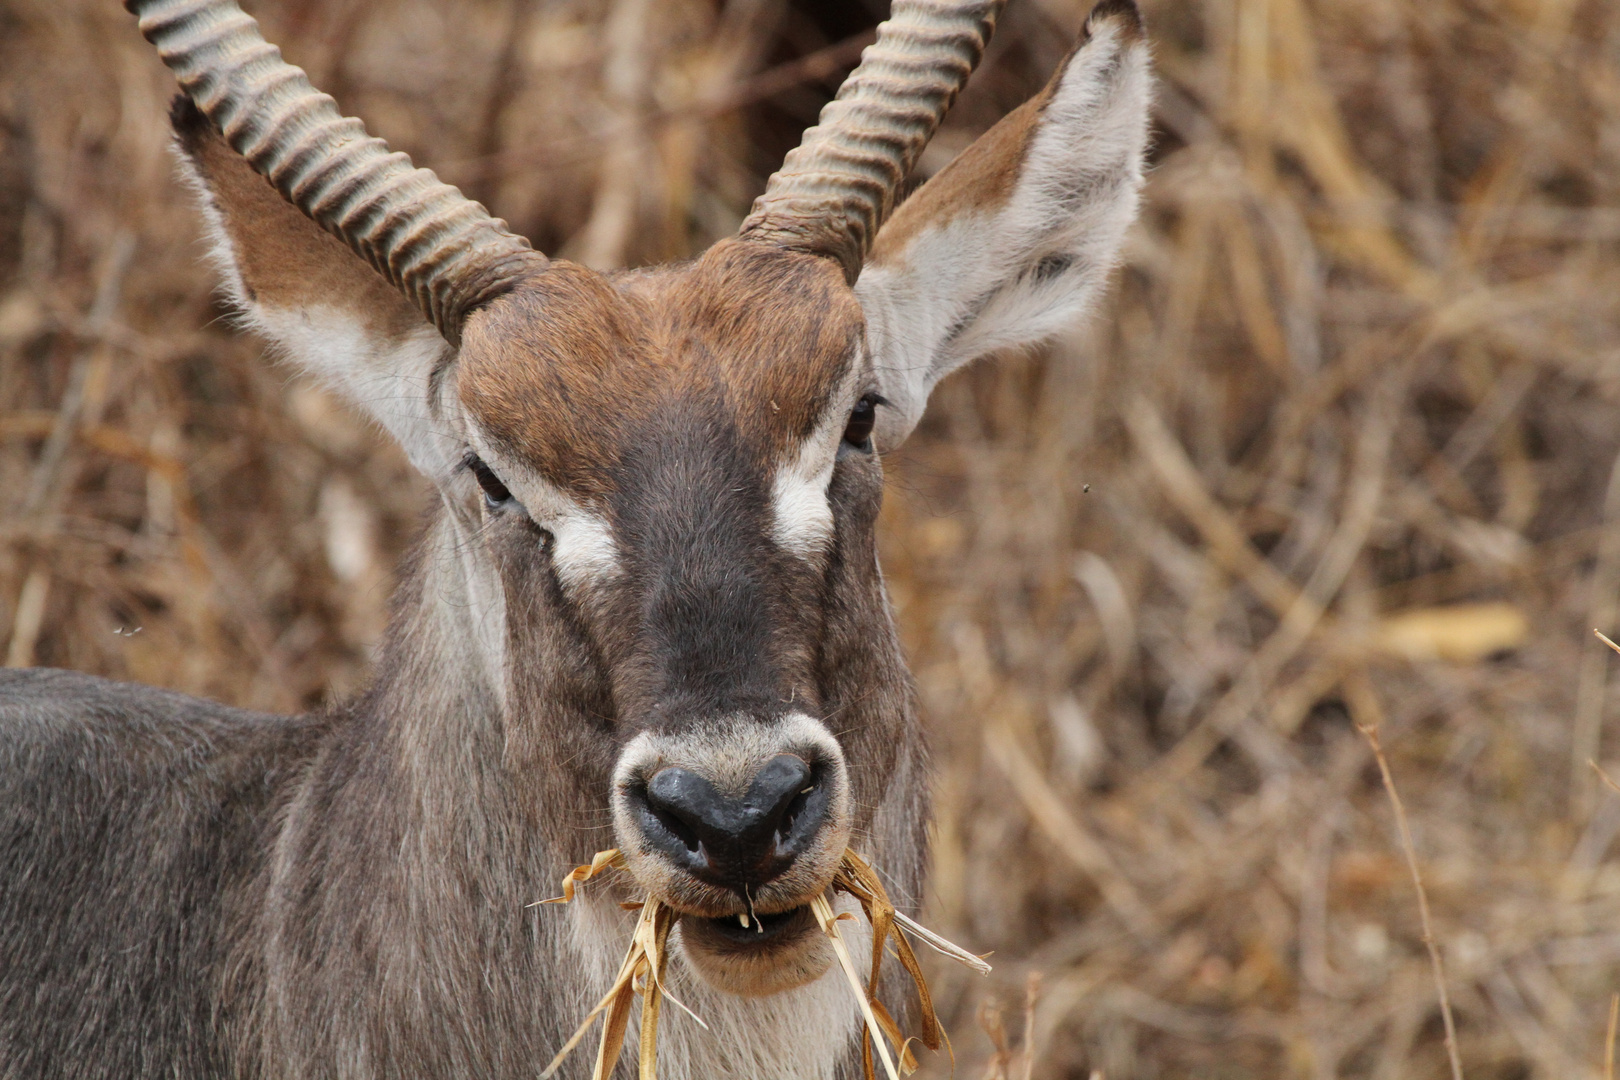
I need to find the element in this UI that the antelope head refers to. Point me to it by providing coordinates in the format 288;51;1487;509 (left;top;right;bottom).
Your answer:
135;0;1151;998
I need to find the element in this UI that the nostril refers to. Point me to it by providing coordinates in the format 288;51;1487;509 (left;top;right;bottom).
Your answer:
643;767;721;861
746;754;814;841
651;804;700;853
777;785;812;839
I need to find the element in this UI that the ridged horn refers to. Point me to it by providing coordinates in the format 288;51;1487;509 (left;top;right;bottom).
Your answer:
737;0;1006;284
127;0;546;343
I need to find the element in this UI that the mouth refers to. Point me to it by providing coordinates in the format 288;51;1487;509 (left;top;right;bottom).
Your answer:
674;900;831;996
682;902;815;951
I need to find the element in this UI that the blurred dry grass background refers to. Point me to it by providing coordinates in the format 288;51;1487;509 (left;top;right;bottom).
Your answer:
3;0;1620;1076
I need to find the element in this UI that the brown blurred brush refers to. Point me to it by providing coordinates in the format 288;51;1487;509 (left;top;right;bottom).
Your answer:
539;848;988;1080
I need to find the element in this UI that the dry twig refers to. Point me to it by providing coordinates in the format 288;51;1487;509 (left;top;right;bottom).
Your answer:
1358;722;1465;1080
1605;993;1617;1080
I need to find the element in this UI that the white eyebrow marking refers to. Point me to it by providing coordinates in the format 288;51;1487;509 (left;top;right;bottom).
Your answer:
770;359;866;562
470;437;623;589
547;503;620;589
771;436;838;560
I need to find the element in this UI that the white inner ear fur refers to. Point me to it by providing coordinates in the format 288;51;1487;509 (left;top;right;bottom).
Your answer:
769;359;868;563
856;14;1153;451
252;308;464;477
177;150;466;480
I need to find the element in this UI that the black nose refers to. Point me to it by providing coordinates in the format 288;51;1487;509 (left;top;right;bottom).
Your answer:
631;754;830;891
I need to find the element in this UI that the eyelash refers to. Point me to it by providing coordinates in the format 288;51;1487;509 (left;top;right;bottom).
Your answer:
459;452;557;553
841;393;885;451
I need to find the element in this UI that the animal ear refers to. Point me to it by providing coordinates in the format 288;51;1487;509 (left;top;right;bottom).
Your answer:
856;0;1152;450
170;96;463;477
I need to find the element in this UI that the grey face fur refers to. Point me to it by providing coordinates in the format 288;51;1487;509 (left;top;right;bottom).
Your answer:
463;283;919;998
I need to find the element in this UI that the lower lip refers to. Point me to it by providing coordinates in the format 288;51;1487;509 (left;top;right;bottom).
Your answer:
688;904;814;949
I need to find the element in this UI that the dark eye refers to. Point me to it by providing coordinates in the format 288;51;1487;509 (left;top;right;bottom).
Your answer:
465;453;513;509
842;393;882;450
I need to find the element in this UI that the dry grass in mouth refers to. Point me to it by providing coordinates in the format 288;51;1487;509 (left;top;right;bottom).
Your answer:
535;849;683;1080
537;849;990;1080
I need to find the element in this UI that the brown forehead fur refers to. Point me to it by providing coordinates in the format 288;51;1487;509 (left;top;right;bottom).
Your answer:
456;239;863;497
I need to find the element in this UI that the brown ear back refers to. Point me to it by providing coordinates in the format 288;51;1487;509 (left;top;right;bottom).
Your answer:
867;94;1044;270
171;96;426;344
869;0;1145;270
853;0;1153;450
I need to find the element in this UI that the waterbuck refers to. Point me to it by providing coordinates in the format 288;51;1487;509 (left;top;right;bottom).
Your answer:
0;0;1151;1075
